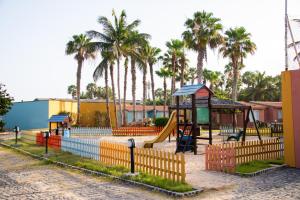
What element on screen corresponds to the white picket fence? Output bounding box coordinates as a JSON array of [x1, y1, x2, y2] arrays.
[[70, 127, 112, 136], [61, 137, 100, 160]]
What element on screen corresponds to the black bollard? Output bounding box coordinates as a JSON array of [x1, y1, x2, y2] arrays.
[[44, 131, 49, 154], [128, 138, 135, 174], [15, 126, 19, 145]]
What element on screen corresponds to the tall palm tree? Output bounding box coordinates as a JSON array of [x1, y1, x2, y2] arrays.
[[183, 11, 223, 84], [219, 27, 256, 101], [165, 39, 184, 102], [123, 31, 150, 123], [136, 42, 151, 121], [93, 50, 114, 127], [156, 68, 172, 117], [66, 34, 96, 125], [147, 46, 161, 120], [88, 9, 141, 126]]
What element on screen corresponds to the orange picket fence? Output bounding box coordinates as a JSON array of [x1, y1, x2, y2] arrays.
[[99, 141, 185, 182], [205, 145, 236, 173], [112, 126, 164, 136], [205, 138, 284, 173], [35, 132, 61, 149]]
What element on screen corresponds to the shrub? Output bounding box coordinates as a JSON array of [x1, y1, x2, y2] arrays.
[[154, 117, 169, 127]]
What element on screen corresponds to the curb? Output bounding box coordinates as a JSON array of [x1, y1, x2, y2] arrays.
[[0, 142, 202, 197], [235, 164, 288, 177]]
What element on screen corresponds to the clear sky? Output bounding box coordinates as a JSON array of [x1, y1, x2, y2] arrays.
[[1, 0, 300, 101]]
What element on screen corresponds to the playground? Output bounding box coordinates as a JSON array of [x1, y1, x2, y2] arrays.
[[3, 75, 299, 194]]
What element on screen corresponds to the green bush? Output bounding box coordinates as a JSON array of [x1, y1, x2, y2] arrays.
[[154, 117, 169, 127]]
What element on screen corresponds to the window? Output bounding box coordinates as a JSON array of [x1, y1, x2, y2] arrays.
[[249, 110, 260, 122]]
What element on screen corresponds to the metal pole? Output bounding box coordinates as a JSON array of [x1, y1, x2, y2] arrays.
[[287, 16, 300, 68], [285, 0, 288, 71], [45, 132, 49, 154]]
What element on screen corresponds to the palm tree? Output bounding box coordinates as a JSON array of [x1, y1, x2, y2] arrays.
[[165, 39, 184, 101], [88, 9, 140, 126], [67, 85, 77, 99], [123, 31, 150, 124], [183, 11, 223, 83], [219, 27, 256, 101], [86, 83, 98, 99], [93, 50, 113, 127], [136, 42, 151, 121], [156, 68, 172, 117], [147, 46, 161, 121], [66, 34, 96, 125], [203, 69, 223, 91], [186, 67, 197, 84]]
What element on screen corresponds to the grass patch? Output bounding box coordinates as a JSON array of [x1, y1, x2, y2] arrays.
[[1, 139, 193, 193], [236, 158, 284, 174]]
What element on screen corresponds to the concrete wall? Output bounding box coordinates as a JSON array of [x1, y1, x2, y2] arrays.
[[3, 100, 49, 130], [80, 102, 117, 128], [282, 70, 300, 168]]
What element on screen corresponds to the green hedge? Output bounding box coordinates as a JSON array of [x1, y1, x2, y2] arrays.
[[154, 117, 169, 127]]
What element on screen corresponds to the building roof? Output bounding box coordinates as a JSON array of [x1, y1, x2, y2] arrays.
[[250, 101, 282, 109], [169, 97, 250, 109], [123, 105, 168, 112], [239, 101, 266, 110], [48, 115, 69, 123], [172, 84, 213, 96]]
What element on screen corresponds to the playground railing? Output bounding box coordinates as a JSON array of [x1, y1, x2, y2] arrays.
[[220, 126, 283, 138], [99, 141, 185, 182], [61, 137, 100, 160], [112, 126, 163, 136], [205, 138, 284, 173], [70, 127, 112, 136]]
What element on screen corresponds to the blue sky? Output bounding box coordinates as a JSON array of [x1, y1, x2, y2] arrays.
[[1, 0, 300, 101]]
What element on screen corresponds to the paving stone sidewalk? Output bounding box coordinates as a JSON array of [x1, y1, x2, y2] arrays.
[[0, 146, 170, 200]]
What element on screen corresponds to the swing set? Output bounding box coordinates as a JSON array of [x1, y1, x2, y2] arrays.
[[170, 84, 262, 155]]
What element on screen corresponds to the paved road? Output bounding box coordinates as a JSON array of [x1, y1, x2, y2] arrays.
[[0, 146, 170, 200]]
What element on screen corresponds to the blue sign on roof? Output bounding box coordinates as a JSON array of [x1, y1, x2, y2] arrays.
[[48, 115, 68, 123], [172, 84, 212, 96]]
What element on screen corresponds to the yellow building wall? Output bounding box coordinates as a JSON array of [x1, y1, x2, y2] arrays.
[[80, 102, 117, 128], [48, 100, 77, 129], [281, 71, 296, 167]]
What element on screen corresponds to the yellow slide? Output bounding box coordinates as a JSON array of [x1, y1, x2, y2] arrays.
[[143, 111, 177, 148]]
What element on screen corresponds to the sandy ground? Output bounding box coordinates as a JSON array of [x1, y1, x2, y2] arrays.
[[73, 133, 271, 190]]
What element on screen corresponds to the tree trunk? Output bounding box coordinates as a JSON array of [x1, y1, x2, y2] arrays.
[[104, 64, 111, 127], [171, 54, 176, 104], [123, 57, 128, 126], [149, 63, 156, 121], [143, 65, 147, 122], [232, 58, 238, 101], [180, 55, 185, 87], [191, 74, 195, 85], [131, 57, 136, 122], [197, 50, 204, 84], [117, 58, 123, 126], [109, 63, 117, 128], [76, 59, 83, 125], [163, 77, 167, 117]]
